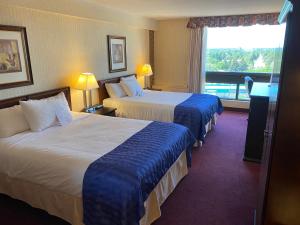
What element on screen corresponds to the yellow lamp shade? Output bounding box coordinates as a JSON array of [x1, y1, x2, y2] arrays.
[[141, 64, 153, 77], [74, 73, 99, 90]]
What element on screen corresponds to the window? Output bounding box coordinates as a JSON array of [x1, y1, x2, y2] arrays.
[[204, 24, 286, 100]]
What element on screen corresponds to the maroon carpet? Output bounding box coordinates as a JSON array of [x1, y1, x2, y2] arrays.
[[0, 111, 260, 225]]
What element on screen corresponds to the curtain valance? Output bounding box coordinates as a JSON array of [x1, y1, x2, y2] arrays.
[[187, 13, 279, 29]]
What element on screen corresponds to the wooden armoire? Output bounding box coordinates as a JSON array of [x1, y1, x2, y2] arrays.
[[256, 1, 300, 225]]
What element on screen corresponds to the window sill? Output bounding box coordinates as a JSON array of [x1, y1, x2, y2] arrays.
[[221, 99, 250, 109]]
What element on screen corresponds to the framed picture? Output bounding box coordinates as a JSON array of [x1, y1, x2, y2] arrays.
[[0, 25, 33, 90], [107, 35, 127, 73]]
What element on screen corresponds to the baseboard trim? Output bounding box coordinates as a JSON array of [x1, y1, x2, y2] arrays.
[[243, 156, 261, 163], [224, 107, 249, 113]]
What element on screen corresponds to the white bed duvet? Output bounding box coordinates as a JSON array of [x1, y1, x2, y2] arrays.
[[0, 113, 150, 197], [103, 90, 192, 122], [0, 112, 188, 225]]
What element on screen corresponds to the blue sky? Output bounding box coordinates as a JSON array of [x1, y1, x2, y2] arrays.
[[207, 24, 286, 49]]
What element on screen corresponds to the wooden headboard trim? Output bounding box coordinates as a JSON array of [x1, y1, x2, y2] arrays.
[[97, 74, 136, 104], [0, 87, 71, 110]]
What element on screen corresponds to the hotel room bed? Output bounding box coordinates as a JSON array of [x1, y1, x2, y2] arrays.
[[103, 89, 223, 142], [0, 88, 195, 225]]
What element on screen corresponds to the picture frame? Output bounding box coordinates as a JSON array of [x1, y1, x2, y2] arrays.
[[0, 25, 33, 90], [107, 35, 127, 73]]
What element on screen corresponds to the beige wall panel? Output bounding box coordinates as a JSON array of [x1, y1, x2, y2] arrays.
[[0, 4, 149, 111], [154, 19, 190, 92]]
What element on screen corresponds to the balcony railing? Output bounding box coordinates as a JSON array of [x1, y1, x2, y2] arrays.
[[205, 71, 272, 100]]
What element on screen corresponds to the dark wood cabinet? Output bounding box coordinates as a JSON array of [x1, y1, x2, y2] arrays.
[[244, 83, 270, 162], [256, 1, 300, 225]]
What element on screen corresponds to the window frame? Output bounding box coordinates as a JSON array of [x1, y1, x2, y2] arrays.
[[205, 71, 274, 100]]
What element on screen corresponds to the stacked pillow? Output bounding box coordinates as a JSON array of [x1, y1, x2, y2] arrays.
[[106, 76, 144, 98], [20, 92, 72, 132], [0, 92, 72, 138], [120, 76, 144, 97], [0, 105, 30, 138], [105, 83, 127, 98]]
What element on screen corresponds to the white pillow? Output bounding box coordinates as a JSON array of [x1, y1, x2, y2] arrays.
[[105, 83, 127, 98], [120, 79, 144, 97], [20, 92, 72, 132], [54, 93, 73, 125], [0, 105, 30, 138]]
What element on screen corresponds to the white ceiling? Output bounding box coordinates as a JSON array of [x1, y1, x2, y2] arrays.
[[90, 0, 283, 20]]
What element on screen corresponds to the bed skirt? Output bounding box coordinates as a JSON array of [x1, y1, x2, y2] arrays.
[[0, 151, 188, 225], [194, 113, 217, 147]]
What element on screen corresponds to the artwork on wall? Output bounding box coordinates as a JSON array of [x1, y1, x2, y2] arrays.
[[107, 35, 127, 73], [0, 25, 33, 90]]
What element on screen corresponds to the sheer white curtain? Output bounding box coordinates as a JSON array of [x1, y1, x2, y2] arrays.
[[188, 27, 208, 93]]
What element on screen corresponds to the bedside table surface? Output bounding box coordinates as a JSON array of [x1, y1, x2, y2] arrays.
[[92, 107, 116, 115]]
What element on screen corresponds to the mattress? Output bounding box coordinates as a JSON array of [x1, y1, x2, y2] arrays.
[[103, 90, 192, 122], [0, 112, 188, 225]]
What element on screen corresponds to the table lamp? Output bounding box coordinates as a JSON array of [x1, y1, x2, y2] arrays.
[[74, 72, 99, 109], [141, 64, 153, 89]]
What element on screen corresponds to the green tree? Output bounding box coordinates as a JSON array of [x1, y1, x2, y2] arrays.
[[206, 48, 283, 73]]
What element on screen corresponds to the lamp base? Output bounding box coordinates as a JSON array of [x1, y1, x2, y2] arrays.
[[89, 89, 93, 108], [83, 90, 88, 109], [145, 76, 152, 89]]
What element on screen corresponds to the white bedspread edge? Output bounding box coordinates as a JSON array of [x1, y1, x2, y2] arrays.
[[0, 150, 188, 225]]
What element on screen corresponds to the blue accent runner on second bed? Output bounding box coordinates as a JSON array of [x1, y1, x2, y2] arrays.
[[174, 94, 223, 141], [83, 121, 195, 225]]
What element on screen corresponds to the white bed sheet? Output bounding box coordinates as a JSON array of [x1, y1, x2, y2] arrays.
[[103, 90, 192, 122]]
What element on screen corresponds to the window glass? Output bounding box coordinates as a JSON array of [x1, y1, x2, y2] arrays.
[[205, 83, 237, 99], [238, 84, 250, 100], [204, 24, 286, 100], [206, 24, 286, 73]]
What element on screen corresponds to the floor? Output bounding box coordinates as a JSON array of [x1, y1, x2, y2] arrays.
[[0, 111, 260, 225], [154, 111, 260, 225]]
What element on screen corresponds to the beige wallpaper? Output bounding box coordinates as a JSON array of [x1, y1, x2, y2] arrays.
[[0, 0, 157, 30], [0, 4, 150, 111], [153, 19, 190, 92], [153, 18, 250, 109]]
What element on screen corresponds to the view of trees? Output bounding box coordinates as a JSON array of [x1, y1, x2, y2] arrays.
[[206, 48, 283, 73]]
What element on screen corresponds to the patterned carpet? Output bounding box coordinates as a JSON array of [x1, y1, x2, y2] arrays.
[[0, 111, 260, 225]]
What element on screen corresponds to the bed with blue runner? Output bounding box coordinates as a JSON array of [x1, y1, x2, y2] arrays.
[[174, 94, 223, 141], [83, 121, 195, 225]]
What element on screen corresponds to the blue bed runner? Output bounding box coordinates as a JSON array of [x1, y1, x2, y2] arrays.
[[83, 121, 195, 225], [174, 94, 223, 141]]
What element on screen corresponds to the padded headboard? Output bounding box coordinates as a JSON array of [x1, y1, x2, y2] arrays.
[[98, 74, 136, 104], [0, 87, 71, 110]]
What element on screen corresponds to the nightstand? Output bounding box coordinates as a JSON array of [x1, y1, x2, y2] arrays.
[[144, 88, 162, 91], [88, 107, 116, 117]]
